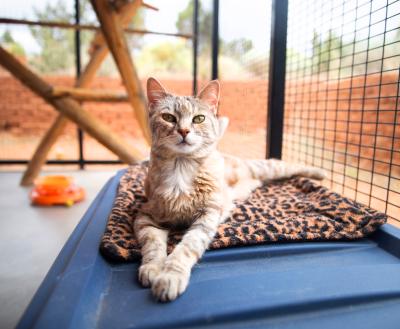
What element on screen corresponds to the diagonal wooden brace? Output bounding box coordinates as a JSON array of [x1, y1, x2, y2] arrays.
[[18, 0, 145, 185], [91, 0, 151, 143], [0, 47, 144, 183]]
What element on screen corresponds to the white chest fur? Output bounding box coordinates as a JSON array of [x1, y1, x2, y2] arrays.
[[156, 158, 198, 198]]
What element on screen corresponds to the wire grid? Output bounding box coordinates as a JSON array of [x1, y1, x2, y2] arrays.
[[282, 0, 400, 226], [217, 0, 270, 159]]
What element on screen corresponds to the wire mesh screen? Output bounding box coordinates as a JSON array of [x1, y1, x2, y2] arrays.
[[217, 0, 270, 158], [0, 0, 81, 164], [282, 0, 400, 226]]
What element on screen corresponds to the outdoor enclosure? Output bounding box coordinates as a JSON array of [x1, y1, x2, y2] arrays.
[[282, 0, 400, 226], [0, 0, 399, 226]]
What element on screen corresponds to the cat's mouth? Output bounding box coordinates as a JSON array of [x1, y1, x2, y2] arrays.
[[177, 140, 192, 146]]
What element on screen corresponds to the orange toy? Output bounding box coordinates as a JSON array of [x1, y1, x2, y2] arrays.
[[31, 175, 85, 206]]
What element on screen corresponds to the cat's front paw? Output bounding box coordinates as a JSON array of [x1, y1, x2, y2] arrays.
[[138, 263, 163, 288], [151, 270, 189, 302]]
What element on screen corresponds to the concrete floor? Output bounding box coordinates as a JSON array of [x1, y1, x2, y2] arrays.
[[0, 170, 116, 329]]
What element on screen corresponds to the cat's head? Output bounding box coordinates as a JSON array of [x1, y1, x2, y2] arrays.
[[146, 77, 228, 157]]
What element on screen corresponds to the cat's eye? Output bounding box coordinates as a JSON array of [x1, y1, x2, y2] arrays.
[[161, 113, 177, 123], [192, 115, 205, 124]]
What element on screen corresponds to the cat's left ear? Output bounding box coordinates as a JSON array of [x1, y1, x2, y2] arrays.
[[147, 77, 167, 109], [197, 80, 220, 115]]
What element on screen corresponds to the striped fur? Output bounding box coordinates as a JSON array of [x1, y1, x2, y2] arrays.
[[135, 78, 325, 302]]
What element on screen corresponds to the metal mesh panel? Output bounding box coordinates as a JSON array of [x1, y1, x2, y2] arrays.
[[283, 0, 400, 226], [0, 0, 80, 164], [217, 0, 270, 158]]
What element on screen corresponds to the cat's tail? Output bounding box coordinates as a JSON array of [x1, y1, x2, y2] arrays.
[[223, 154, 325, 186]]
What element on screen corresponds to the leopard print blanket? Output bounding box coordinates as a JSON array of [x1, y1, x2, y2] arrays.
[[100, 164, 387, 262]]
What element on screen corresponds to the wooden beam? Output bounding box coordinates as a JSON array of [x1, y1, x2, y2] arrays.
[[52, 87, 129, 102], [142, 2, 159, 11], [0, 47, 144, 182], [91, 0, 151, 143], [88, 0, 144, 61], [19, 0, 143, 185], [21, 114, 67, 186], [20, 45, 109, 186], [0, 17, 192, 39], [111, 0, 159, 12]]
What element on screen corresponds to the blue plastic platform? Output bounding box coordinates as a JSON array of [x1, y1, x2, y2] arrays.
[[17, 170, 400, 329]]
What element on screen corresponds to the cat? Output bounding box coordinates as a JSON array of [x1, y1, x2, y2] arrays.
[[134, 77, 325, 302]]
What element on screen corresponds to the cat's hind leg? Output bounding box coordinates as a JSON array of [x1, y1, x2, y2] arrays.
[[134, 214, 169, 288], [229, 179, 262, 201], [247, 159, 326, 181], [224, 154, 325, 187]]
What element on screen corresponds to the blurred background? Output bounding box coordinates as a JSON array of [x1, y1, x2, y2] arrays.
[[0, 0, 269, 165], [0, 1, 399, 327], [1, 0, 398, 225]]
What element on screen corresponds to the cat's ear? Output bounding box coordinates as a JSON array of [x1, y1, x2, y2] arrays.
[[147, 77, 167, 109], [197, 80, 220, 114]]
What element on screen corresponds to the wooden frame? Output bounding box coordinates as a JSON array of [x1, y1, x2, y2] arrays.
[[0, 18, 192, 39], [0, 47, 144, 165], [91, 0, 151, 143], [51, 87, 129, 102], [1, 0, 192, 185], [0, 0, 154, 185]]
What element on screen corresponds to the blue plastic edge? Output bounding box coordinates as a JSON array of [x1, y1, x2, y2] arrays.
[[371, 223, 400, 259], [16, 169, 126, 329], [15, 166, 400, 328]]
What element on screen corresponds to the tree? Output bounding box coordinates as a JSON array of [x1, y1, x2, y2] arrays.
[[221, 38, 253, 60], [1, 30, 25, 57], [137, 40, 191, 78], [176, 0, 212, 54], [29, 0, 92, 73], [29, 0, 145, 75], [311, 30, 343, 73], [176, 1, 253, 60]]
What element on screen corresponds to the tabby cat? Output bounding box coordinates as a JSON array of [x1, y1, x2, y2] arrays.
[[134, 78, 325, 302]]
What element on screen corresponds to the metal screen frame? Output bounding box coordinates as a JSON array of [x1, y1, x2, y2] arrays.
[[281, 0, 400, 225]]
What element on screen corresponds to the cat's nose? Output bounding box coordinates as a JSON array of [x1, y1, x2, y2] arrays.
[[177, 128, 190, 138]]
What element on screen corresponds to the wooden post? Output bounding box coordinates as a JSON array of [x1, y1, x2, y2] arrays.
[[20, 114, 67, 186], [0, 47, 144, 183], [52, 87, 129, 102], [19, 0, 143, 185], [88, 0, 144, 58], [91, 0, 151, 143], [20, 46, 108, 186], [19, 45, 106, 185]]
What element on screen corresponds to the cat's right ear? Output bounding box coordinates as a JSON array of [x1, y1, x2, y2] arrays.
[[147, 77, 167, 109], [197, 80, 220, 115]]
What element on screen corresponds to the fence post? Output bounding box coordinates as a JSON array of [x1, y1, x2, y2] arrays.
[[266, 0, 288, 159], [211, 0, 219, 80], [192, 0, 199, 95], [75, 0, 85, 169]]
